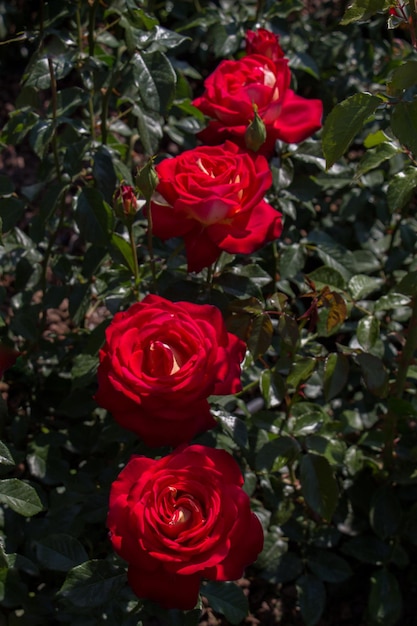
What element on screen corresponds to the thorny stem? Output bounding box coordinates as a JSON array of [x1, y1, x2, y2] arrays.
[[383, 294, 417, 468], [47, 57, 62, 183]]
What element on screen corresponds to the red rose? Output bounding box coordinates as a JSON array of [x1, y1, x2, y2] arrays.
[[193, 54, 323, 156], [107, 444, 264, 609], [246, 28, 285, 62], [151, 140, 282, 272], [94, 294, 246, 447]]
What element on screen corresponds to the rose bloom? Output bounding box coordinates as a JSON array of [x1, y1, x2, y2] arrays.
[[107, 444, 264, 609], [246, 27, 285, 62], [94, 294, 246, 447], [192, 53, 323, 156], [151, 140, 282, 272]]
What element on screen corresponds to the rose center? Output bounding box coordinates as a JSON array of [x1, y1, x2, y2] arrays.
[[163, 487, 205, 538], [145, 341, 184, 376]]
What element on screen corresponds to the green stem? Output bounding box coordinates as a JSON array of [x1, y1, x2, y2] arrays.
[[146, 201, 157, 292], [47, 57, 62, 183], [37, 195, 66, 343], [88, 0, 98, 57], [75, 2, 83, 59], [383, 294, 417, 468], [128, 225, 141, 299]]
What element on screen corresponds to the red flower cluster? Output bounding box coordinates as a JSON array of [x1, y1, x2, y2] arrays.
[[193, 28, 323, 156], [102, 28, 322, 612]]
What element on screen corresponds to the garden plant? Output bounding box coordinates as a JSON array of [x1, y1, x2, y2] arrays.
[[0, 0, 417, 624]]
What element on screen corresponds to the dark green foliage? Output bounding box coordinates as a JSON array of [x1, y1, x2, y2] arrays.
[[1, 0, 417, 624]]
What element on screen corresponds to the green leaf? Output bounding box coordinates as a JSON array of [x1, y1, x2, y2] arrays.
[[340, 0, 388, 25], [256, 436, 301, 472], [370, 486, 401, 540], [290, 403, 328, 436], [305, 435, 346, 466], [203, 582, 249, 625], [75, 188, 114, 246], [348, 274, 383, 299], [307, 266, 346, 290], [387, 168, 417, 211], [279, 244, 306, 279], [388, 60, 417, 92], [24, 54, 75, 89], [356, 143, 399, 177], [0, 197, 26, 232], [307, 549, 352, 583], [256, 525, 287, 571], [0, 479, 43, 517], [342, 535, 391, 564], [110, 233, 136, 275], [356, 353, 388, 397], [260, 369, 285, 408], [357, 316, 380, 351], [93, 146, 117, 204], [0, 442, 15, 467], [296, 573, 326, 626], [35, 534, 89, 572], [58, 560, 126, 608], [0, 175, 14, 196], [132, 50, 176, 114], [322, 93, 382, 168], [324, 353, 349, 401], [374, 293, 411, 311], [396, 271, 417, 296], [300, 454, 339, 520], [368, 569, 403, 626], [287, 357, 316, 389], [391, 101, 417, 157]]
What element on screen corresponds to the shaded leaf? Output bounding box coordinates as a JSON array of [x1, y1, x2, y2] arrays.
[[203, 582, 249, 625], [368, 568, 402, 626], [296, 573, 326, 626], [300, 454, 339, 520], [324, 353, 349, 401], [356, 353, 388, 397], [35, 534, 89, 572], [391, 101, 417, 157], [58, 560, 126, 608]]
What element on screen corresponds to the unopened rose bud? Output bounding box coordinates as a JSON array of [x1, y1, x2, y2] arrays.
[[245, 105, 267, 152], [113, 185, 138, 225], [135, 158, 159, 205]]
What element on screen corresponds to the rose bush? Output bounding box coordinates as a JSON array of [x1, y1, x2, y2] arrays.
[[94, 294, 246, 447], [192, 39, 323, 156], [107, 444, 264, 609], [151, 140, 282, 272]]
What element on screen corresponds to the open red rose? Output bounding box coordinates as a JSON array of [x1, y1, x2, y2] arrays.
[[246, 28, 285, 62], [94, 295, 245, 447], [192, 54, 323, 156], [107, 444, 264, 609], [151, 140, 282, 272]]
